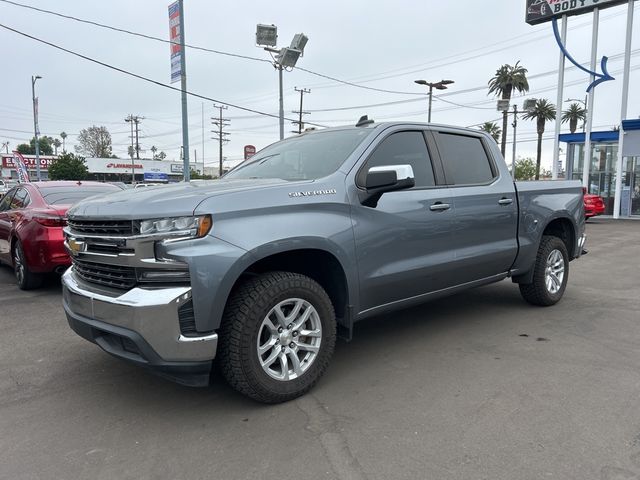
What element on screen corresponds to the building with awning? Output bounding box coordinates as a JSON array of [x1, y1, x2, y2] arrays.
[[560, 119, 640, 218]]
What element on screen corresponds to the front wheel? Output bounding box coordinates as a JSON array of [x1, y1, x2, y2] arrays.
[[519, 235, 569, 306], [218, 271, 336, 403]]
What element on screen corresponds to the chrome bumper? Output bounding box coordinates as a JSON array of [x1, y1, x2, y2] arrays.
[[62, 268, 217, 363]]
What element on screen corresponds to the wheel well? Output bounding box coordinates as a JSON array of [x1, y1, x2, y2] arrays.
[[543, 218, 575, 258], [233, 249, 349, 320]]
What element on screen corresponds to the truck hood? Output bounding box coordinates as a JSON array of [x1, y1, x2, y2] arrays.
[[67, 178, 294, 220]]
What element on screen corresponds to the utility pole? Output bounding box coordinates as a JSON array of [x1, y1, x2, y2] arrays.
[[125, 114, 143, 184], [31, 75, 42, 181], [511, 104, 518, 180], [1, 141, 9, 154], [292, 87, 311, 134], [211, 104, 230, 177]]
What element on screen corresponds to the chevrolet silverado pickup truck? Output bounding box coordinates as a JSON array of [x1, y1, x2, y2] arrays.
[[62, 120, 586, 403]]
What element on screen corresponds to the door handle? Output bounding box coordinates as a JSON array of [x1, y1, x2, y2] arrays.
[[429, 202, 451, 211], [498, 198, 513, 206]]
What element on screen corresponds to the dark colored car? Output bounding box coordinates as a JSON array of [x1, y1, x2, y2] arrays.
[[0, 181, 120, 289], [583, 187, 606, 218]]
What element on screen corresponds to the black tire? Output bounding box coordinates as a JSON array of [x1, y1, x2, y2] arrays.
[[13, 240, 44, 290], [519, 235, 569, 306], [218, 271, 336, 404]]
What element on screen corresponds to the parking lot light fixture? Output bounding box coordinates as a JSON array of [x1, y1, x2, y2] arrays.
[[414, 79, 455, 123], [256, 24, 308, 140]]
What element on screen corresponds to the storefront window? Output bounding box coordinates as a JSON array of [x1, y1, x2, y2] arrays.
[[569, 142, 618, 215]]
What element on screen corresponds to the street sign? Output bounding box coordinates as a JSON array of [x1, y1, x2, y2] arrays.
[[526, 0, 631, 25], [168, 1, 181, 83], [244, 145, 256, 160]]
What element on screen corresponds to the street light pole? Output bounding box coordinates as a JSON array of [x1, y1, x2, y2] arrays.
[[31, 75, 42, 181], [278, 64, 284, 140], [414, 79, 454, 123]]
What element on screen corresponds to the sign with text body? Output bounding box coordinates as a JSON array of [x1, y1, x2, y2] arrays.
[[244, 145, 256, 160], [168, 1, 181, 83], [526, 0, 631, 25]]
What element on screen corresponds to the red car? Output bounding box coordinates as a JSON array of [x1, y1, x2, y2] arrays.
[[583, 187, 606, 219], [0, 181, 120, 289]]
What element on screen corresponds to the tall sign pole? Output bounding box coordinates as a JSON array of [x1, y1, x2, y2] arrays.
[[582, 7, 600, 192], [169, 1, 189, 181], [552, 15, 567, 180], [613, 0, 635, 218]]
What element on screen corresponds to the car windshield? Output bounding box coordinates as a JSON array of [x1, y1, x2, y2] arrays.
[[38, 185, 120, 205], [224, 129, 370, 181]]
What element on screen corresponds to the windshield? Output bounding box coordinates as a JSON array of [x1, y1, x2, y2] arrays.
[[38, 185, 120, 206], [225, 129, 370, 181]]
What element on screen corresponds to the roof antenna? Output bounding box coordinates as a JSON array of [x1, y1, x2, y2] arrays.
[[356, 115, 374, 127]]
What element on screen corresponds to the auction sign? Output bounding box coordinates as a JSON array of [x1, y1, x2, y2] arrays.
[[168, 1, 181, 83], [526, 0, 630, 25]]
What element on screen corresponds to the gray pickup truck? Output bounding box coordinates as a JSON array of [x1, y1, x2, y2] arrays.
[[62, 120, 585, 403]]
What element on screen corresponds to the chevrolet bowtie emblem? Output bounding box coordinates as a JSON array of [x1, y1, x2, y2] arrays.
[[67, 238, 84, 254]]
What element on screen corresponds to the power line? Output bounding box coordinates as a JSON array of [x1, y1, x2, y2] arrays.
[[0, 23, 328, 129]]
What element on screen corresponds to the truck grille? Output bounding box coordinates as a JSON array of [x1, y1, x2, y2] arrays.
[[73, 259, 137, 290], [68, 219, 134, 236]]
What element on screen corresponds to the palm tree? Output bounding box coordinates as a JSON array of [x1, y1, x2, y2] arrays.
[[488, 61, 530, 157], [522, 98, 556, 180], [53, 138, 61, 155], [561, 102, 586, 134], [150, 145, 158, 159], [478, 122, 501, 143], [60, 131, 67, 153]]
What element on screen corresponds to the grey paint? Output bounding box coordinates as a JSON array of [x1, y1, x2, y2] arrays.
[[63, 122, 585, 364]]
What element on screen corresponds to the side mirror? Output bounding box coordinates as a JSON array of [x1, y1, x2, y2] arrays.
[[361, 164, 415, 207]]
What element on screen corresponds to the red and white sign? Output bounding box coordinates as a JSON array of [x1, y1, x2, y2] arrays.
[[106, 162, 144, 170], [2, 155, 55, 170], [244, 145, 256, 160]]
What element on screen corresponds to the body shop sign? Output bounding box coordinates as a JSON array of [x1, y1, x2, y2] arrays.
[[526, 0, 630, 25]]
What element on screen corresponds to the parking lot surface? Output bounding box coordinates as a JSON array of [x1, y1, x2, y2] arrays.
[[1, 218, 639, 480]]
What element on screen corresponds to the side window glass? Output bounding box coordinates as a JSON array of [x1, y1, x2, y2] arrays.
[[0, 190, 15, 212], [358, 131, 435, 188], [11, 188, 28, 209], [437, 133, 495, 185]]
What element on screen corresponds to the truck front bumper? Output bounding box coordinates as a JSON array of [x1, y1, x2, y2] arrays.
[[62, 268, 217, 386]]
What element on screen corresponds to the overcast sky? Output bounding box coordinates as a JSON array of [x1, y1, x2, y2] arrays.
[[1, 0, 638, 171]]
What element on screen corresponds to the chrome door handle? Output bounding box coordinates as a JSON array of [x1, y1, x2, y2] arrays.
[[498, 198, 513, 205], [429, 202, 451, 211]]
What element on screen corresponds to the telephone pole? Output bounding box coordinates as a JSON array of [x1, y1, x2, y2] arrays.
[[292, 87, 311, 134], [211, 104, 230, 177], [125, 115, 144, 159]]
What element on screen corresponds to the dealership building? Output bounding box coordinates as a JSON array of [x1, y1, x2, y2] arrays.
[[560, 119, 640, 217], [1, 155, 188, 183]]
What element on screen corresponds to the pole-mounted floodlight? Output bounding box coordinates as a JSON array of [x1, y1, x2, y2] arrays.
[[256, 24, 278, 47], [256, 24, 309, 141], [523, 98, 537, 111], [290, 33, 308, 56], [277, 48, 302, 69]]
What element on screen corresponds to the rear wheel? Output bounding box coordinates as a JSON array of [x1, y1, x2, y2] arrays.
[[13, 241, 44, 290], [519, 235, 568, 306], [218, 271, 336, 403]]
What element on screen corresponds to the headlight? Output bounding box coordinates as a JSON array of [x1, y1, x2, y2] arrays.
[[138, 215, 212, 238]]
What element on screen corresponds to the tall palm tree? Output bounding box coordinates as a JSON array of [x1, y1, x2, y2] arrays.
[[478, 122, 501, 143], [561, 102, 586, 134], [53, 138, 61, 155], [60, 131, 67, 153], [522, 98, 556, 180], [150, 145, 158, 159], [488, 61, 530, 157]]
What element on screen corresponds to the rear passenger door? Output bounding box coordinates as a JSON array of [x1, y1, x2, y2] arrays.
[[0, 189, 16, 259], [431, 130, 518, 284], [351, 129, 456, 314]]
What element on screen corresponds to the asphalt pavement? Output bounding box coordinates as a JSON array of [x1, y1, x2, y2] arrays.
[[1, 218, 639, 480]]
